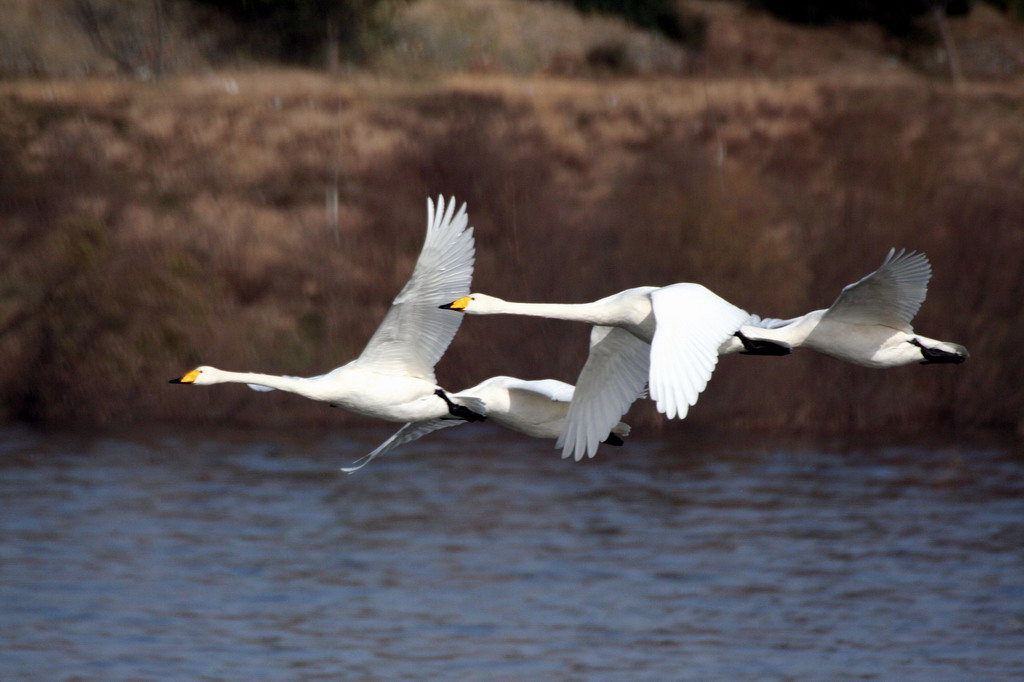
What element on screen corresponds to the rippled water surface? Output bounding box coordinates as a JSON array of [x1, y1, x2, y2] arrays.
[[2, 426, 1022, 680]]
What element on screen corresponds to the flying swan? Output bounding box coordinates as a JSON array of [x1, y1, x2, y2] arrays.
[[440, 283, 772, 461], [440, 248, 966, 461], [170, 196, 486, 428], [727, 248, 968, 367], [341, 375, 631, 473]]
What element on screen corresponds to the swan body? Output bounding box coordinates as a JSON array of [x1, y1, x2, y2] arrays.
[[342, 376, 631, 472], [442, 283, 756, 460], [170, 195, 486, 425], [453, 376, 630, 441], [733, 249, 968, 368]]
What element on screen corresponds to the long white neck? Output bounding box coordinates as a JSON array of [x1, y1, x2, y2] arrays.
[[472, 298, 621, 327], [205, 369, 317, 398]]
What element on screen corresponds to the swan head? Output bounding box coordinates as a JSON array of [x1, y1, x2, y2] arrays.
[[169, 365, 219, 385], [438, 293, 502, 313]]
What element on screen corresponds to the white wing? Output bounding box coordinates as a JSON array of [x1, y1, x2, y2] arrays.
[[823, 248, 931, 331], [341, 418, 463, 473], [558, 326, 650, 461], [355, 196, 475, 380], [648, 283, 750, 420]]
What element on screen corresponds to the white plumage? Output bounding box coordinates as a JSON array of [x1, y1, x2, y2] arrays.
[[441, 283, 753, 461], [170, 196, 486, 427], [732, 249, 968, 368], [342, 376, 631, 473]]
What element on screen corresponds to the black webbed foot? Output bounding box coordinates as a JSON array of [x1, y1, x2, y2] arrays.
[[911, 338, 967, 365], [602, 433, 625, 447], [734, 331, 791, 356], [434, 389, 487, 422]]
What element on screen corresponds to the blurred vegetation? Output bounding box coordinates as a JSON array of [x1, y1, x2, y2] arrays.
[[2, 0, 1022, 80], [1, 74, 1020, 435], [0, 0, 1021, 437], [548, 0, 707, 47], [745, 0, 966, 35], [189, 0, 408, 65], [988, 0, 1024, 18]]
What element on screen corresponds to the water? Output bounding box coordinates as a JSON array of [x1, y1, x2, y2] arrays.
[[2, 425, 1022, 681]]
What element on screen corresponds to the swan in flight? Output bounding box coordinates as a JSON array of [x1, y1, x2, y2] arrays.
[[728, 248, 969, 367], [341, 376, 631, 473], [170, 195, 486, 426], [441, 283, 771, 460], [441, 248, 965, 462]]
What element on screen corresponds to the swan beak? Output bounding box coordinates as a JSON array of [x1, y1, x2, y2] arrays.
[[439, 296, 471, 311], [169, 369, 200, 384]]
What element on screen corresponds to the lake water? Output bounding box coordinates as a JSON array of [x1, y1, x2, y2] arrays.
[[2, 425, 1022, 681]]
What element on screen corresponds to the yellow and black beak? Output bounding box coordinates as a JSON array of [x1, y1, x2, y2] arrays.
[[169, 369, 201, 384], [439, 296, 472, 311]]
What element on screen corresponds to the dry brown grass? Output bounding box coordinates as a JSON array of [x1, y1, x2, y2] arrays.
[[0, 0, 238, 79], [1, 67, 1022, 437], [372, 0, 692, 77]]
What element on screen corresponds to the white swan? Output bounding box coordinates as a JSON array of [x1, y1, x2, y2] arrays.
[[170, 195, 486, 426], [341, 376, 631, 473], [728, 248, 969, 367], [441, 283, 765, 460]]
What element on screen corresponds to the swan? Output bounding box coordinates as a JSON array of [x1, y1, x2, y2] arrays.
[[727, 248, 969, 367], [440, 283, 771, 460], [170, 195, 486, 426], [341, 376, 631, 472]]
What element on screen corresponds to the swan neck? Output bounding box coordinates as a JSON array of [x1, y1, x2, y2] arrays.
[[212, 370, 309, 394], [484, 300, 610, 325]]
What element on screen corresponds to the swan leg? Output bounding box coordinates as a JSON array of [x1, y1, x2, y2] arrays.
[[602, 433, 625, 447], [434, 389, 487, 422], [910, 338, 967, 365], [734, 331, 792, 356]]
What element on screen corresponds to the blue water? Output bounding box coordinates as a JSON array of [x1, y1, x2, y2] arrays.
[[1, 426, 1022, 680]]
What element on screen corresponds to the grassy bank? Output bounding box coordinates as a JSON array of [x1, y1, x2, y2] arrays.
[[1, 72, 1021, 435]]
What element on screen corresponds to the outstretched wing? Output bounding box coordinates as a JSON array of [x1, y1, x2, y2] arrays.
[[356, 196, 475, 380], [648, 283, 750, 420], [341, 418, 464, 473], [558, 326, 650, 461], [823, 248, 931, 331]]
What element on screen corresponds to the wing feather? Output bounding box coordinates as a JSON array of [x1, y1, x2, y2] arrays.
[[648, 284, 750, 420], [557, 326, 649, 461], [341, 418, 463, 473], [823, 248, 931, 331], [355, 196, 475, 379]]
